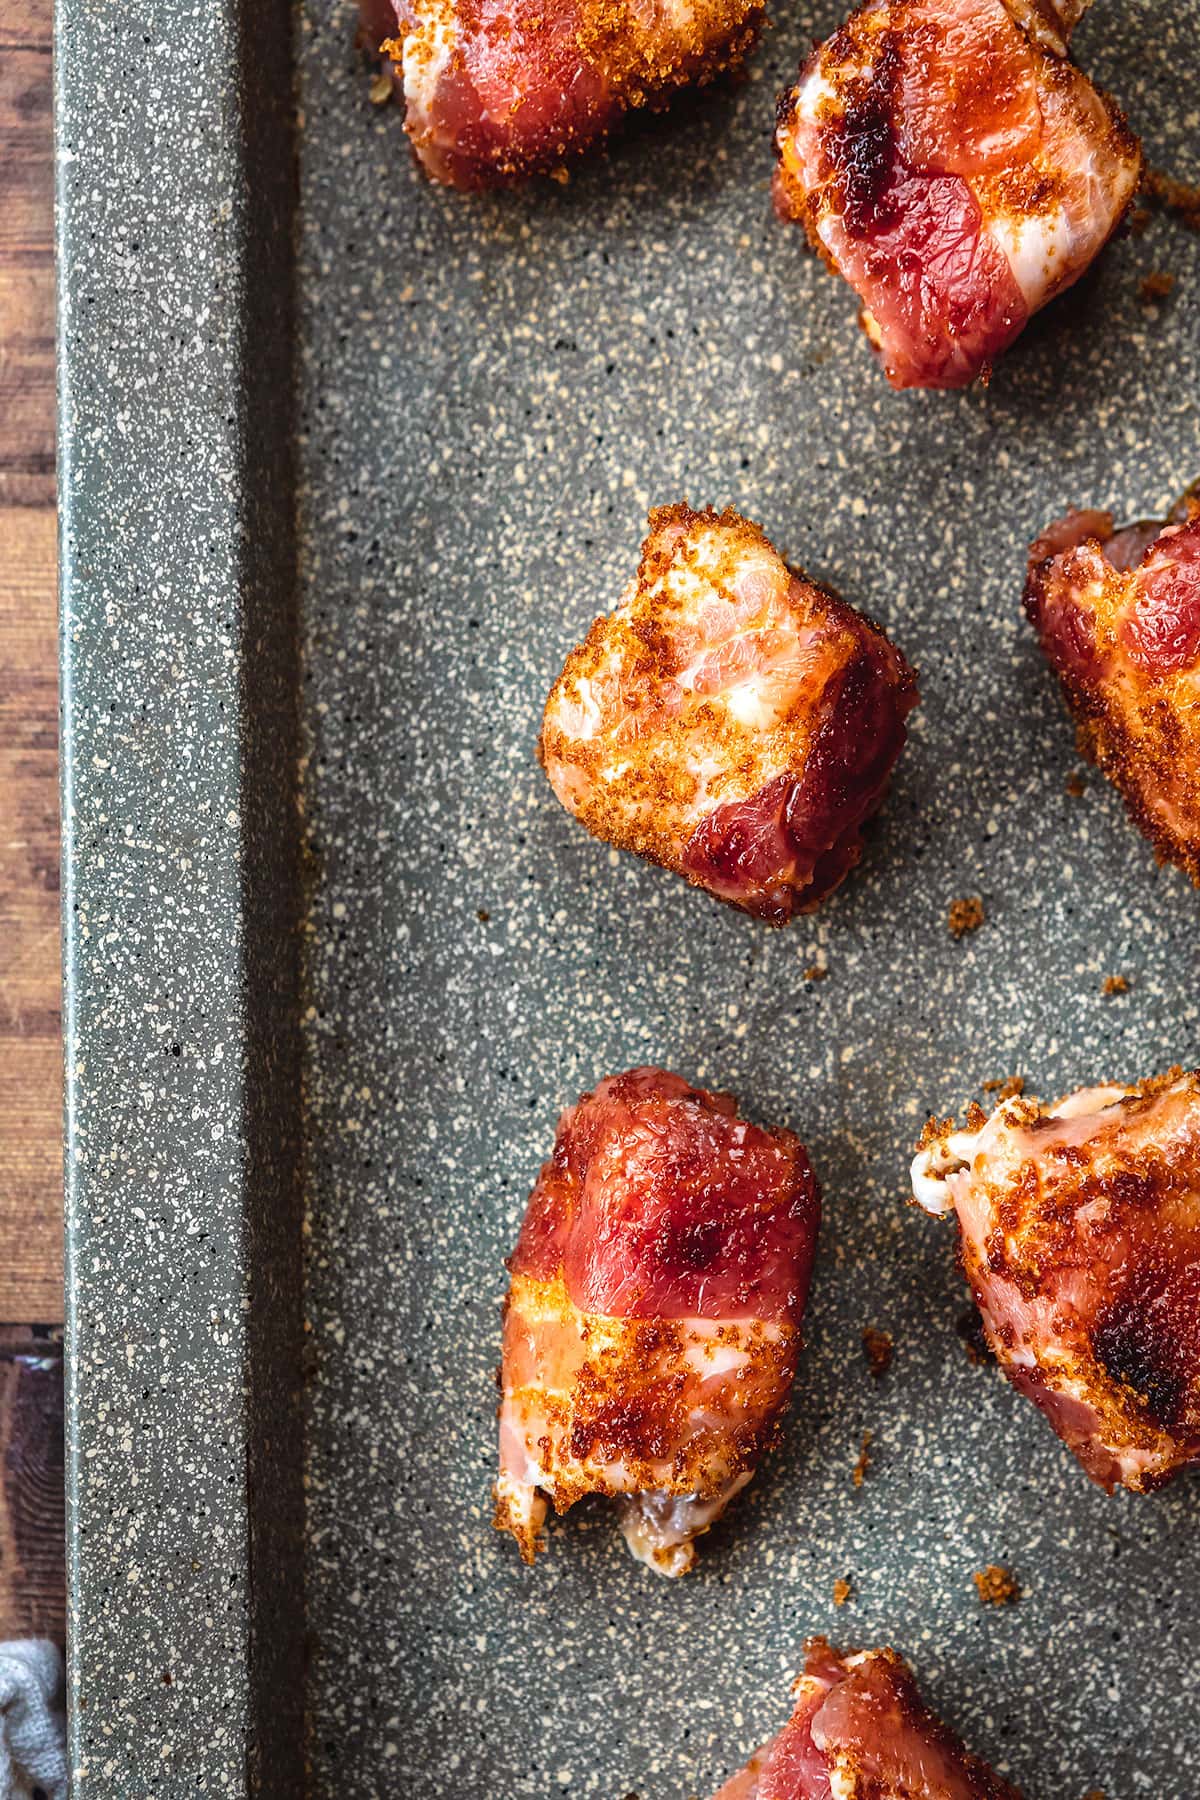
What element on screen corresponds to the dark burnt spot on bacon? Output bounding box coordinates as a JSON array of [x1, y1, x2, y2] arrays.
[[825, 33, 903, 235], [1091, 1284, 1189, 1430]]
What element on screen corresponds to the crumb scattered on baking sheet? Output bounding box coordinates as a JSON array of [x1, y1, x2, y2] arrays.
[[1145, 166, 1200, 231], [948, 895, 984, 938], [804, 963, 827, 982], [833, 1577, 853, 1607], [862, 1326, 893, 1378], [1081, 1790, 1106, 1799], [956, 1308, 993, 1367], [852, 1430, 872, 1488], [973, 1564, 1019, 1605], [982, 1075, 1024, 1100], [1129, 205, 1151, 236], [368, 70, 394, 104], [476, 907, 491, 922], [1065, 770, 1086, 797], [1102, 974, 1129, 996], [1139, 270, 1176, 304]]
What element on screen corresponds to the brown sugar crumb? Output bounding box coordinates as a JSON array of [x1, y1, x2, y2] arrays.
[[476, 907, 491, 923], [833, 1577, 853, 1607], [1102, 974, 1130, 996], [852, 1430, 872, 1488], [982, 1075, 1024, 1101], [1081, 1791, 1107, 1799], [1065, 770, 1087, 797], [948, 895, 984, 938], [1139, 270, 1176, 304], [973, 1564, 1020, 1606], [862, 1327, 893, 1378], [803, 963, 828, 981], [1145, 167, 1200, 232]]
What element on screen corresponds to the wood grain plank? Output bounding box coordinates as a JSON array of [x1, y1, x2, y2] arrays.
[[0, 1333, 64, 1644], [0, 0, 62, 1321]]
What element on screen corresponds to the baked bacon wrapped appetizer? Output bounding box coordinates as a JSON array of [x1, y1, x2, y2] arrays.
[[773, 0, 1142, 389], [540, 505, 918, 923], [494, 1067, 821, 1574], [360, 0, 760, 189], [712, 1638, 1022, 1800], [912, 1069, 1200, 1492], [1024, 489, 1200, 883]]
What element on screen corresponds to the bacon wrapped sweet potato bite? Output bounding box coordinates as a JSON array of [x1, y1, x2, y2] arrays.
[[360, 0, 761, 189], [773, 0, 1141, 389], [712, 1639, 1022, 1800], [494, 1067, 821, 1574], [540, 505, 918, 924], [1025, 488, 1200, 883], [912, 1069, 1200, 1493]]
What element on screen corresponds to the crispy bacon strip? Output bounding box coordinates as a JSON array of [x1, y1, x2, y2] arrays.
[[495, 1067, 821, 1573], [712, 1639, 1023, 1799], [773, 0, 1141, 388], [540, 504, 917, 923], [1024, 486, 1200, 882], [360, 0, 760, 188], [912, 1071, 1200, 1492]]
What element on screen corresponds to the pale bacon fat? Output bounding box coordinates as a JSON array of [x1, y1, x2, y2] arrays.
[[912, 1070, 1200, 1491], [773, 0, 1141, 389], [540, 505, 917, 923]]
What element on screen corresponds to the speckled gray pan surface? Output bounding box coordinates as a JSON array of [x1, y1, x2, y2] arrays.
[[61, 0, 1199, 1794]]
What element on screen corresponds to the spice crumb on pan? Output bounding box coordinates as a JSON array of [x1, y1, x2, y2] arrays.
[[1138, 270, 1176, 303], [852, 1430, 872, 1488], [1145, 166, 1200, 230], [833, 1577, 853, 1607], [804, 963, 828, 981], [476, 907, 491, 922], [368, 70, 394, 105], [1102, 974, 1130, 996], [982, 1074, 1024, 1099], [973, 1564, 1020, 1605], [862, 1326, 893, 1377], [948, 895, 985, 938], [1065, 770, 1087, 797]]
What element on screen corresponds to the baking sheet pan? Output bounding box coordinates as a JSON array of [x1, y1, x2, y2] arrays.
[[61, 0, 1200, 1792]]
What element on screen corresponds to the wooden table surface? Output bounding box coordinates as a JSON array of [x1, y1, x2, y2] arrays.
[[0, 0, 66, 1643]]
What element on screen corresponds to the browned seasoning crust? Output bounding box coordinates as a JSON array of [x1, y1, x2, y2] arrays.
[[862, 1325, 894, 1377], [1101, 973, 1129, 996], [948, 894, 985, 937], [832, 1576, 853, 1605], [851, 1429, 872, 1487], [495, 1271, 797, 1562], [973, 1563, 1020, 1605]]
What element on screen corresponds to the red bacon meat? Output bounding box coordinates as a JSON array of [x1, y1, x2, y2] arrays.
[[539, 505, 918, 924], [912, 1070, 1200, 1492], [712, 1639, 1022, 1799], [1025, 487, 1200, 882], [494, 1067, 821, 1574], [360, 0, 761, 189], [773, 0, 1141, 389]]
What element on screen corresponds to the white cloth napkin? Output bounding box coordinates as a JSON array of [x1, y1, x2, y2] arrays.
[[0, 1642, 66, 1800]]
